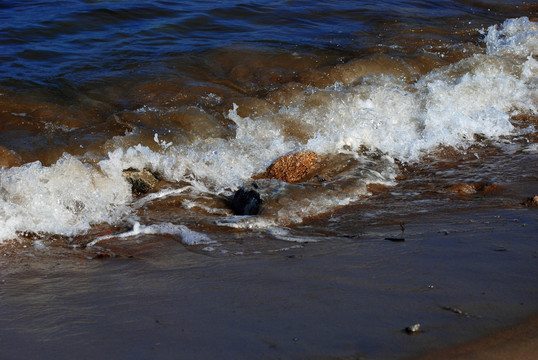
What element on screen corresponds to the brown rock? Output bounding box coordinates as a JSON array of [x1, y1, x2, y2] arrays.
[[476, 183, 502, 195], [446, 183, 476, 195], [160, 108, 232, 140], [122, 168, 160, 195], [263, 151, 320, 183], [446, 182, 502, 196], [0, 146, 23, 169]]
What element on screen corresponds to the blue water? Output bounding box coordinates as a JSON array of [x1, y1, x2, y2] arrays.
[[1, 0, 531, 86]]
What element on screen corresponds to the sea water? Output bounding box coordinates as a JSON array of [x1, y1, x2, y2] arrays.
[[0, 1, 536, 251]]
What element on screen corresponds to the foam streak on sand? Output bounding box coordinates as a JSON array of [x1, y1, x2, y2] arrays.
[[87, 221, 215, 247]]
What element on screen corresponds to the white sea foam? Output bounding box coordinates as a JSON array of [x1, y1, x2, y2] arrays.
[[0, 154, 131, 242], [485, 17, 538, 57], [132, 186, 191, 209], [215, 216, 278, 230], [301, 53, 534, 162], [0, 18, 536, 242], [523, 143, 538, 153]]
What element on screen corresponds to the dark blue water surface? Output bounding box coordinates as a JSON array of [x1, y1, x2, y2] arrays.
[[1, 0, 533, 87]]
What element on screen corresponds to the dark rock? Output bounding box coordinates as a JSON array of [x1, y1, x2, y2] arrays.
[[122, 168, 160, 195], [523, 195, 538, 207], [385, 237, 405, 242], [231, 183, 264, 215], [231, 179, 284, 215], [404, 324, 421, 335]]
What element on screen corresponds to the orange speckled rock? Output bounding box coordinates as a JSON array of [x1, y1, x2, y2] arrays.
[[446, 183, 476, 194], [264, 151, 319, 183]]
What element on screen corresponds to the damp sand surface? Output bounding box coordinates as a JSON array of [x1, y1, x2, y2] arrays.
[[1, 181, 536, 360], [414, 315, 538, 360]]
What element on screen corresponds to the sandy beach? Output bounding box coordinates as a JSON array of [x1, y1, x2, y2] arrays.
[[413, 314, 538, 360]]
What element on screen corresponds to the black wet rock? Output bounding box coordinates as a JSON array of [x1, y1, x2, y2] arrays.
[[230, 179, 287, 215], [231, 183, 264, 215]]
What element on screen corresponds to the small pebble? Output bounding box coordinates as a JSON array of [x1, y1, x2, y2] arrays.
[[404, 323, 421, 334]]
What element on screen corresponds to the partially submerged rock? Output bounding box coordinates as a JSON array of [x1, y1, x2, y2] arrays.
[[446, 182, 501, 196], [0, 146, 23, 169], [231, 150, 325, 215], [262, 150, 320, 183], [231, 183, 264, 215], [231, 179, 284, 215], [122, 168, 160, 195], [523, 195, 538, 207], [446, 183, 476, 195]]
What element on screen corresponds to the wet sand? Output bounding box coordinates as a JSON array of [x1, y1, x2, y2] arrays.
[[1, 189, 536, 359], [413, 314, 538, 360]]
